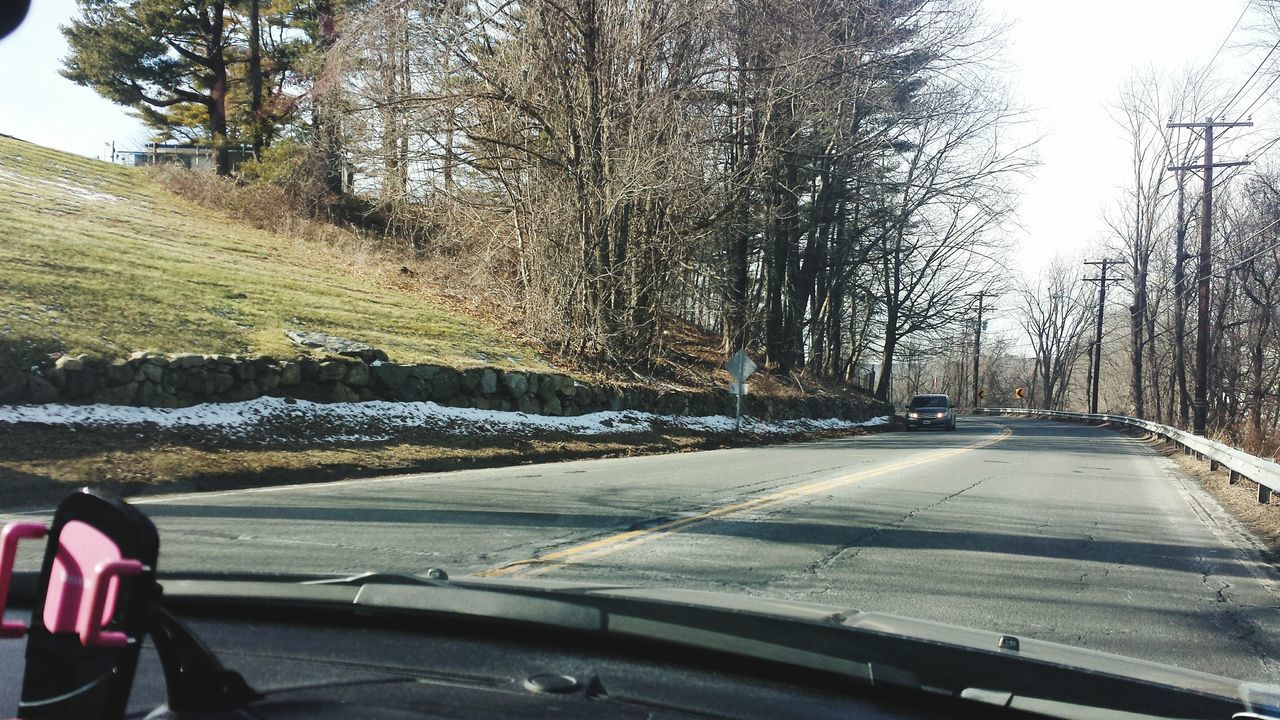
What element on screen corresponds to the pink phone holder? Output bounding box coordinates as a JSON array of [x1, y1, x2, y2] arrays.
[[0, 519, 146, 648]]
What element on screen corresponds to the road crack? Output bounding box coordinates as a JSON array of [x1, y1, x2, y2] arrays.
[[804, 476, 990, 578], [496, 462, 882, 568]]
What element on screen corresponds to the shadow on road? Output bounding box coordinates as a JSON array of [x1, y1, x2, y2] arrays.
[[792, 417, 1153, 457], [142, 498, 1259, 579]]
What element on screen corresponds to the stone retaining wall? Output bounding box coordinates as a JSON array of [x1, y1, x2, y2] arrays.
[[0, 351, 891, 421]]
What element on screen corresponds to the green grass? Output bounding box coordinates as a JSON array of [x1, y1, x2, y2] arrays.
[[0, 136, 546, 370]]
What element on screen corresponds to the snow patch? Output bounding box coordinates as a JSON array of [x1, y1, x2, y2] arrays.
[[1, 172, 123, 203], [0, 396, 889, 444]]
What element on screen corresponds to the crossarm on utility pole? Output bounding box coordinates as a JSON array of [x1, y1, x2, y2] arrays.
[[1083, 259, 1123, 415], [1167, 160, 1252, 171], [1165, 117, 1254, 435], [1166, 121, 1253, 129]]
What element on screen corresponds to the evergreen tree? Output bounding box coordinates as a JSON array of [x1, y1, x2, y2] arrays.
[[62, 0, 236, 174]]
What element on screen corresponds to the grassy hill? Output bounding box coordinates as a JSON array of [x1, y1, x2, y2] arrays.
[[0, 135, 545, 371]]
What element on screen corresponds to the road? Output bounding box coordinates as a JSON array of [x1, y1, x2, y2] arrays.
[[7, 416, 1280, 683]]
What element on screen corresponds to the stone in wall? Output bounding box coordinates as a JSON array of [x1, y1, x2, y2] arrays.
[[2, 349, 893, 422]]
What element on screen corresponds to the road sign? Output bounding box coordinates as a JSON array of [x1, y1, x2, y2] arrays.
[[1014, 387, 1026, 399], [725, 350, 757, 382], [977, 389, 986, 400], [725, 350, 756, 433]]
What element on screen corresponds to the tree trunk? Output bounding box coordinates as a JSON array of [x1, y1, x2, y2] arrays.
[[209, 68, 230, 175], [724, 112, 750, 353], [248, 0, 263, 158], [1252, 333, 1265, 439], [1173, 173, 1190, 427], [875, 241, 899, 402], [1147, 292, 1161, 422], [876, 320, 896, 402], [1129, 270, 1147, 418], [313, 0, 343, 195], [208, 1, 230, 175], [765, 158, 787, 366]]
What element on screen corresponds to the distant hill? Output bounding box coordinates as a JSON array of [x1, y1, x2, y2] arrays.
[[0, 135, 547, 371]]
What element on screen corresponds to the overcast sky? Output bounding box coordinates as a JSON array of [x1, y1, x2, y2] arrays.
[[983, 0, 1266, 271], [0, 0, 1270, 289]]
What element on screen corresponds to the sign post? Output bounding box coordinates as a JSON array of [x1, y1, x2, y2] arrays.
[[724, 349, 757, 432]]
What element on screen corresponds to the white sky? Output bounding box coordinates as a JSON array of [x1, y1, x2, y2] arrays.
[[0, 0, 152, 159], [0, 0, 1270, 319], [984, 0, 1265, 272]]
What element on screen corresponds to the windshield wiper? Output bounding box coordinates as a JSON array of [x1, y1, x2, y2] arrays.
[[302, 570, 452, 587]]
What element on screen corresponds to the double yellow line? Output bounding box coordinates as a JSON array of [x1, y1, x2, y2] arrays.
[[477, 424, 1013, 579]]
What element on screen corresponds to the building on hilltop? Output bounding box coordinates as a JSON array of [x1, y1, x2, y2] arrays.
[[117, 143, 252, 173]]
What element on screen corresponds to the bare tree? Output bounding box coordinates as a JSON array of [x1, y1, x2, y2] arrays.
[[873, 68, 1033, 400], [324, 0, 1032, 387], [1103, 68, 1209, 419], [1017, 256, 1094, 410]]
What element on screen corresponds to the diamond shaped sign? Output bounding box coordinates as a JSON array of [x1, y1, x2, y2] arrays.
[[725, 350, 757, 382]]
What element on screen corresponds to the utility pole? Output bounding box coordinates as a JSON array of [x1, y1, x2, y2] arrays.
[[970, 292, 995, 408], [1084, 259, 1122, 414], [1168, 117, 1253, 435]]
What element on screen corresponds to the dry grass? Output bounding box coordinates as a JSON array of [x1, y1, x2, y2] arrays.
[[1166, 445, 1280, 559], [0, 133, 879, 403], [573, 316, 873, 397], [0, 135, 546, 371], [0, 421, 881, 511]]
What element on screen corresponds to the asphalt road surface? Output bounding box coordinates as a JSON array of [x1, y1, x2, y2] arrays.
[[7, 416, 1280, 683]]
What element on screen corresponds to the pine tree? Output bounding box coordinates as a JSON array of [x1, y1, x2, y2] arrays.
[[62, 0, 236, 175]]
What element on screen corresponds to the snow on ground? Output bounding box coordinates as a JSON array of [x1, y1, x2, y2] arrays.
[[0, 171, 123, 204], [0, 396, 889, 444]]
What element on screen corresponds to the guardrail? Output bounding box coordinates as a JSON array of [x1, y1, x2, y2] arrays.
[[974, 407, 1280, 504]]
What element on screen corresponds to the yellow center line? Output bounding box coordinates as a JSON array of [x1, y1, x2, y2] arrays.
[[476, 424, 1013, 578]]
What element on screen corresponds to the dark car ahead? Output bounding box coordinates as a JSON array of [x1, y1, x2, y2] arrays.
[[905, 393, 956, 430]]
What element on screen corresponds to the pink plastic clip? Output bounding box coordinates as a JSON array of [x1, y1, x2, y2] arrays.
[[77, 559, 144, 648], [0, 523, 48, 638], [45, 520, 130, 637]]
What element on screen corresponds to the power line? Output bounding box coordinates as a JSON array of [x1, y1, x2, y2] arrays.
[[1228, 233, 1280, 270], [1154, 214, 1280, 309], [1223, 35, 1279, 119], [1233, 65, 1280, 124], [1208, 1, 1254, 73], [1212, 134, 1280, 190], [1113, 212, 1280, 325], [1240, 129, 1280, 158]]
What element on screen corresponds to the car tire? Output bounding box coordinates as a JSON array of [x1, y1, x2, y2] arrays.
[[947, 421, 956, 431]]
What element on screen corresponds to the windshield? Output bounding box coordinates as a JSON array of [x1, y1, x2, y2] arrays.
[[3, 0, 1280, 695], [910, 396, 949, 409]]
